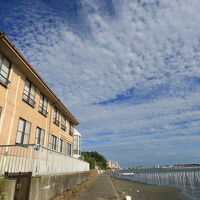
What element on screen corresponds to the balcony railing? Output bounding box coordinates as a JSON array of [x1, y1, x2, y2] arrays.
[[0, 144, 89, 175], [38, 106, 48, 117], [0, 73, 10, 88], [22, 93, 36, 107], [61, 123, 66, 131], [53, 118, 60, 126]]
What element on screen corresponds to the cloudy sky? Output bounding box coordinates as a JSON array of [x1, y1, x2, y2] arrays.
[[1, 0, 200, 167]]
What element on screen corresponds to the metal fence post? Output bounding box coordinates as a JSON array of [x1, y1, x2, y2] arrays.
[[36, 145, 41, 175], [29, 146, 33, 172]]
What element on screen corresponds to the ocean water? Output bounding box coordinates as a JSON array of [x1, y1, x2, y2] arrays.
[[112, 168, 200, 200]]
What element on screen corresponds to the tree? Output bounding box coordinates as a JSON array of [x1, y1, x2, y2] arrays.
[[81, 151, 107, 170]]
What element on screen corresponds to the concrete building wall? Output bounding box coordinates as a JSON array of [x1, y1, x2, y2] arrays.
[[0, 32, 77, 153]]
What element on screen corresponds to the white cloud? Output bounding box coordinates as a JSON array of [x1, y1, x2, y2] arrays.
[[2, 0, 200, 166]]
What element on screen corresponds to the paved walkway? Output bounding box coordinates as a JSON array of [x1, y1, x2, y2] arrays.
[[75, 173, 120, 200]]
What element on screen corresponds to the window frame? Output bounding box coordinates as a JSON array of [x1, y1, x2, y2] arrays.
[[22, 79, 36, 107], [38, 93, 48, 117], [0, 52, 11, 88], [69, 122, 73, 136], [61, 114, 66, 131], [60, 139, 64, 153], [73, 135, 78, 151], [53, 107, 60, 126], [49, 134, 58, 150], [35, 127, 45, 146], [66, 143, 72, 156], [16, 118, 31, 145]]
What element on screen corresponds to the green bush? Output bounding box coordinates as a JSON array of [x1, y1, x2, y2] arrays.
[[81, 151, 107, 170]]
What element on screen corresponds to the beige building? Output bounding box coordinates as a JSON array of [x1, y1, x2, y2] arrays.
[[107, 160, 119, 169], [0, 30, 78, 155]]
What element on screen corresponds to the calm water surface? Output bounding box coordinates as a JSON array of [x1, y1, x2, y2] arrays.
[[113, 168, 200, 200]]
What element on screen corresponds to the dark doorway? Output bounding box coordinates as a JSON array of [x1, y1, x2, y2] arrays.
[[5, 172, 32, 200]]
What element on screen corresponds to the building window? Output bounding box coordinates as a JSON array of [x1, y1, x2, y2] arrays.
[[66, 143, 72, 156], [22, 79, 36, 107], [74, 135, 81, 155], [49, 134, 58, 150], [69, 122, 73, 136], [61, 115, 66, 131], [53, 107, 60, 126], [74, 135, 78, 150], [38, 93, 48, 117], [0, 52, 11, 87], [60, 139, 64, 153], [16, 118, 31, 144], [35, 127, 45, 146]]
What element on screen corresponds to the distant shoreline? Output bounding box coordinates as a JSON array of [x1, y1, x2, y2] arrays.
[[110, 175, 190, 200], [118, 166, 200, 170]]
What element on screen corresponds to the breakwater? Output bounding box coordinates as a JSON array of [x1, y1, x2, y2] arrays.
[[113, 167, 200, 200]]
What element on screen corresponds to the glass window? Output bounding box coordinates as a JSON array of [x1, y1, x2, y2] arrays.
[[35, 127, 45, 146], [22, 79, 36, 107], [38, 93, 48, 117], [61, 115, 66, 130], [74, 135, 78, 150], [53, 107, 60, 126], [0, 52, 11, 87], [69, 122, 73, 136], [78, 136, 81, 155], [66, 143, 72, 156], [60, 139, 64, 153], [49, 134, 58, 150], [16, 118, 31, 144]]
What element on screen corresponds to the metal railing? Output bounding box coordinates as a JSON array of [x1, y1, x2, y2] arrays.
[[0, 144, 89, 176]]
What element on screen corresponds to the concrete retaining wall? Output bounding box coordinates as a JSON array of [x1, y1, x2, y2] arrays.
[[29, 171, 92, 200], [4, 179, 16, 200]]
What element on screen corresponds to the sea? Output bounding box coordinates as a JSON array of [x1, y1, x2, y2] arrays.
[[112, 167, 200, 200]]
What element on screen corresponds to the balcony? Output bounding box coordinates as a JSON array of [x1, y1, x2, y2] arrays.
[[22, 93, 36, 107], [61, 123, 66, 131], [53, 118, 60, 126], [38, 106, 48, 117], [0, 73, 10, 88]]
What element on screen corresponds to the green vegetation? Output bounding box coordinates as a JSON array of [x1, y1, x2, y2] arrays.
[[0, 177, 6, 200], [81, 151, 107, 170]]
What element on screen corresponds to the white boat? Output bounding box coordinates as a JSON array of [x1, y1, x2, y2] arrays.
[[120, 172, 134, 176]]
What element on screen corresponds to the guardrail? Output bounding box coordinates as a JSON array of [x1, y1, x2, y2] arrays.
[[0, 144, 89, 176]]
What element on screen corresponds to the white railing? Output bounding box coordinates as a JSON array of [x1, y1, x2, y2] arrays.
[[0, 144, 89, 176]]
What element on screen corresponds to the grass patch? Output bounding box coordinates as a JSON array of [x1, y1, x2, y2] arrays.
[[0, 177, 6, 200]]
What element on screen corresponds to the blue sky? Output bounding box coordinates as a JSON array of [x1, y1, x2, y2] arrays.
[[1, 0, 200, 167]]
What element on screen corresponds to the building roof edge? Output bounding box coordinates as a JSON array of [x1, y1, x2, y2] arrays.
[[0, 30, 79, 125]]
